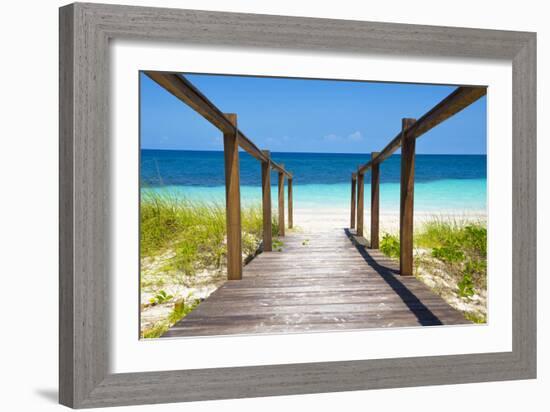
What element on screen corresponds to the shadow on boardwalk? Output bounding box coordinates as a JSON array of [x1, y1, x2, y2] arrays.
[[344, 228, 442, 326], [162, 228, 468, 338]]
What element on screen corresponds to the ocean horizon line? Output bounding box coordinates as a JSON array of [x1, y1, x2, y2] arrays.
[[141, 148, 488, 156]]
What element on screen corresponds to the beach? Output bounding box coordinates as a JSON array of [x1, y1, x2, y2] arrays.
[[291, 207, 486, 233], [139, 150, 488, 336]]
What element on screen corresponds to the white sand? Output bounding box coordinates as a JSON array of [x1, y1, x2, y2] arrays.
[[141, 207, 487, 334], [292, 207, 486, 234]]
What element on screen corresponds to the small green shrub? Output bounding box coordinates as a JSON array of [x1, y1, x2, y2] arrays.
[[169, 296, 201, 324], [149, 290, 173, 305], [142, 294, 202, 339], [272, 239, 284, 249], [457, 273, 475, 297], [416, 220, 487, 301], [380, 234, 400, 258], [462, 225, 487, 257], [431, 244, 464, 263], [142, 322, 169, 339], [464, 311, 487, 324]]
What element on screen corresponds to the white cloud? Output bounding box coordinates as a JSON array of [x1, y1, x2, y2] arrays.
[[323, 133, 341, 142], [347, 131, 363, 142]]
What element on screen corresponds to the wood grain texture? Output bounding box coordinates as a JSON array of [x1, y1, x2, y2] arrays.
[[512, 33, 537, 376], [144, 72, 291, 176], [278, 168, 285, 237], [399, 119, 416, 276], [358, 87, 487, 174], [59, 2, 536, 408], [288, 178, 293, 229], [59, 5, 75, 406], [163, 229, 469, 338], [370, 154, 380, 249], [223, 114, 242, 280], [261, 150, 272, 252], [356, 172, 365, 238], [350, 174, 356, 229]]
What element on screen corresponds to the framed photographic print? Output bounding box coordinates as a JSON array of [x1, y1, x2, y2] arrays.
[[59, 2, 536, 408]]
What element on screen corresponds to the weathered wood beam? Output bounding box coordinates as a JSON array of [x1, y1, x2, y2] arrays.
[[356, 172, 365, 238], [399, 118, 416, 276], [357, 86, 487, 173], [370, 152, 380, 249], [144, 71, 292, 177], [278, 165, 285, 237], [288, 177, 293, 229], [350, 173, 357, 229], [223, 114, 242, 280], [261, 150, 272, 252]]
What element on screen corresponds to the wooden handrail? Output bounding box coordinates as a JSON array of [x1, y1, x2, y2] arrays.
[[352, 85, 486, 277], [357, 86, 487, 174], [144, 71, 292, 177], [144, 70, 294, 280]]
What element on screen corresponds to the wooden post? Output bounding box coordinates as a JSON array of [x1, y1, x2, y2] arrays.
[[223, 113, 242, 280], [356, 171, 365, 237], [370, 152, 380, 249], [278, 164, 285, 237], [261, 150, 272, 252], [288, 177, 293, 229], [399, 118, 416, 276], [350, 173, 357, 229]]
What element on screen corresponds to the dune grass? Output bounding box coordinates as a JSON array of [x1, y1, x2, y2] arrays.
[[140, 192, 280, 338], [142, 295, 202, 339], [413, 218, 487, 298], [379, 217, 487, 323], [140, 192, 279, 275]]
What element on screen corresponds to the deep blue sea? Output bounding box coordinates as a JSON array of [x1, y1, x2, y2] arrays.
[[141, 150, 487, 212]]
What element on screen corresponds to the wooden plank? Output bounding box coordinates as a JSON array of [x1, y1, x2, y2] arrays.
[[399, 118, 416, 276], [164, 228, 469, 338], [370, 152, 380, 249], [356, 172, 365, 237], [278, 166, 285, 237], [223, 113, 242, 280], [357, 86, 487, 174], [350, 173, 357, 229], [261, 150, 272, 252], [288, 178, 293, 229]]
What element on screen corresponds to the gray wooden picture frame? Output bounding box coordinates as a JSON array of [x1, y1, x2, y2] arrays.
[[59, 2, 536, 408]]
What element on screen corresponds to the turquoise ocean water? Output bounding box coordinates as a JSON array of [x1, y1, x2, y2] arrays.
[[141, 150, 486, 213]]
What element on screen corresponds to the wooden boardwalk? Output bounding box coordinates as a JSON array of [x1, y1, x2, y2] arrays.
[[162, 229, 469, 338]]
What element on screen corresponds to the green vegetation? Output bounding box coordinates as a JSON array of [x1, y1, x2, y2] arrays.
[[273, 239, 284, 252], [380, 233, 400, 258], [416, 219, 487, 297], [379, 218, 487, 323], [140, 192, 279, 275], [142, 294, 201, 339], [140, 192, 281, 337], [149, 290, 173, 305]]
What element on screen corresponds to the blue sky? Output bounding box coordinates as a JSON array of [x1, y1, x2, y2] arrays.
[[140, 72, 486, 154]]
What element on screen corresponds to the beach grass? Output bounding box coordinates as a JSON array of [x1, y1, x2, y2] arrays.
[[140, 192, 279, 338], [142, 295, 202, 339], [379, 217, 487, 323], [140, 192, 279, 274]]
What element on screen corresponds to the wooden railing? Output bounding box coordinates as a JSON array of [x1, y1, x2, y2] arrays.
[[351, 86, 487, 276], [144, 72, 293, 280]]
